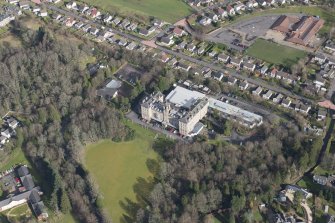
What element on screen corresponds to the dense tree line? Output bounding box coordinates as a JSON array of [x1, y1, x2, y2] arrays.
[[133, 122, 322, 223]]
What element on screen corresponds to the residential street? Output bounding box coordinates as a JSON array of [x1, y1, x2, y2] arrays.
[[45, 3, 311, 103]]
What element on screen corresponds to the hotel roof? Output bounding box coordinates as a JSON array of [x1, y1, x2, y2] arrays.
[[166, 86, 205, 108]]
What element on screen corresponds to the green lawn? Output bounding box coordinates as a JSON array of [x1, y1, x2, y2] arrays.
[[0, 147, 29, 172], [85, 121, 158, 223], [246, 39, 307, 68], [81, 0, 192, 23]]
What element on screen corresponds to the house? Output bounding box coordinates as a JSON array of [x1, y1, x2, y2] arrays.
[[126, 42, 137, 51], [325, 43, 335, 52], [243, 62, 256, 72], [103, 15, 113, 23], [160, 36, 174, 46], [169, 58, 178, 67], [7, 0, 19, 4], [326, 215, 335, 223], [261, 66, 268, 75], [87, 8, 100, 18], [7, 117, 18, 129], [262, 90, 273, 100], [227, 76, 237, 85], [208, 51, 217, 58], [30, 190, 48, 221], [112, 17, 121, 26], [230, 58, 242, 68], [32, 7, 41, 13], [247, 0, 259, 8], [1, 128, 12, 139], [0, 136, 7, 145], [216, 8, 228, 18], [226, 5, 235, 15], [121, 19, 131, 29], [285, 185, 312, 199], [277, 0, 286, 4], [0, 14, 15, 27], [153, 19, 163, 27], [252, 86, 263, 95], [197, 47, 206, 55], [313, 175, 328, 185], [273, 94, 283, 103], [66, 1, 77, 10], [178, 63, 192, 72], [161, 54, 170, 63], [148, 26, 156, 34], [266, 0, 276, 5], [318, 108, 327, 120], [207, 13, 218, 22], [281, 98, 292, 108], [315, 53, 327, 64], [118, 38, 128, 47], [187, 44, 196, 52], [270, 68, 278, 78], [257, 0, 267, 6], [212, 72, 224, 81], [18, 1, 30, 10], [78, 5, 89, 14], [234, 2, 246, 12], [82, 24, 91, 32], [139, 28, 149, 36], [239, 81, 249, 90], [173, 27, 187, 37], [64, 17, 76, 27], [128, 23, 138, 31], [218, 53, 230, 63], [39, 11, 48, 17], [177, 41, 187, 50], [199, 17, 212, 26], [314, 76, 326, 88], [90, 28, 99, 36], [75, 22, 84, 29]]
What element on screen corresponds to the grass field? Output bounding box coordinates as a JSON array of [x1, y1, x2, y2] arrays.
[[85, 121, 158, 223], [82, 0, 192, 23], [246, 39, 307, 68]]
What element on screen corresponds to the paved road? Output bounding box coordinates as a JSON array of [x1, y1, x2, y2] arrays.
[[45, 4, 311, 103]]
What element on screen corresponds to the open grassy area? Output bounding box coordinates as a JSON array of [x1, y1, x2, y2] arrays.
[[85, 121, 158, 223], [246, 38, 307, 68], [81, 0, 192, 23], [0, 148, 29, 172]]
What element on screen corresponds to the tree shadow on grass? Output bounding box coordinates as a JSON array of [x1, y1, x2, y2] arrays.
[[119, 169, 157, 223]]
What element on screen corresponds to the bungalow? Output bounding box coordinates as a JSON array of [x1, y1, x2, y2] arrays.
[[173, 27, 187, 37], [281, 98, 292, 108], [239, 81, 249, 90], [262, 90, 273, 100], [178, 63, 192, 72], [252, 86, 263, 95], [318, 108, 327, 120], [118, 38, 128, 47], [218, 53, 230, 63], [199, 17, 212, 26], [260, 66, 268, 75], [226, 5, 235, 15], [273, 94, 283, 103], [230, 58, 242, 68], [212, 72, 224, 81], [227, 76, 237, 85], [315, 53, 327, 64], [243, 62, 256, 72], [160, 36, 174, 46]]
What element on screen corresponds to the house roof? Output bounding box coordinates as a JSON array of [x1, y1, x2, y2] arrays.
[[17, 166, 29, 177], [21, 174, 35, 191], [29, 190, 41, 204]]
